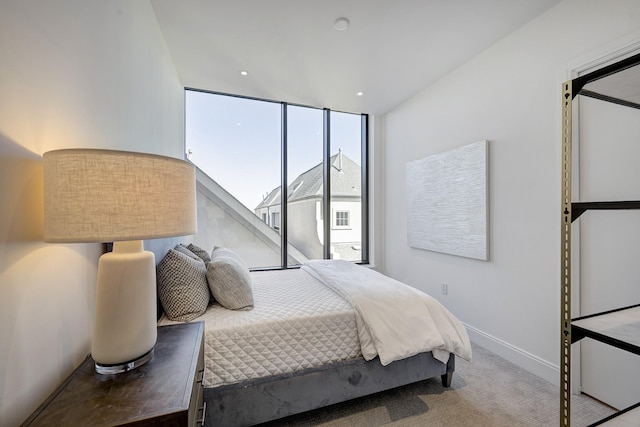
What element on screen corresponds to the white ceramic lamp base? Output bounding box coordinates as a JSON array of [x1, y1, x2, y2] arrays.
[[92, 240, 158, 374]]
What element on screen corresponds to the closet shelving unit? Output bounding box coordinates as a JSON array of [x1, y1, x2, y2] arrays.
[[561, 52, 640, 427]]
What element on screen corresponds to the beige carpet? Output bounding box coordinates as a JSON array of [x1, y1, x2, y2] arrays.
[[259, 342, 615, 426]]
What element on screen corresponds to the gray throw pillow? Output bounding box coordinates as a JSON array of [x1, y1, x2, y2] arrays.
[[187, 243, 211, 263], [181, 244, 216, 305], [174, 243, 200, 260], [157, 249, 210, 322], [206, 247, 254, 310]]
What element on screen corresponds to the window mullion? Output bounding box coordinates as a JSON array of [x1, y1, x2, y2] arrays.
[[361, 113, 369, 264], [323, 108, 331, 259], [281, 103, 288, 268]]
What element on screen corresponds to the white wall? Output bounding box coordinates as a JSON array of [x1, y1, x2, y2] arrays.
[[382, 0, 640, 385], [288, 200, 324, 259], [0, 1, 183, 425], [331, 200, 362, 243]]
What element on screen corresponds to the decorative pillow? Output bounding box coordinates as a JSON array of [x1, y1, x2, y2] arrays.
[[175, 244, 215, 303], [206, 247, 254, 310], [187, 243, 211, 263], [174, 244, 201, 261], [157, 249, 210, 322]]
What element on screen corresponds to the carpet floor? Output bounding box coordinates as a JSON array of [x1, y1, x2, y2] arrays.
[[259, 342, 615, 426]]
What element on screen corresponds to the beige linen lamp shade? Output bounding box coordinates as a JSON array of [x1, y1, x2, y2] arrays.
[[43, 149, 196, 243], [43, 148, 196, 373]]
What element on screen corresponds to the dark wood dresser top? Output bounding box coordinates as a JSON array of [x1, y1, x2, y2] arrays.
[[22, 321, 204, 426]]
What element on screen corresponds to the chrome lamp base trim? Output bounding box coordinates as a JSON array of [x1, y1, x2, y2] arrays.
[[94, 348, 154, 374]]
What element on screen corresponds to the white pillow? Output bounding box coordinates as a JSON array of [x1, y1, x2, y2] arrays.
[[206, 247, 254, 310]]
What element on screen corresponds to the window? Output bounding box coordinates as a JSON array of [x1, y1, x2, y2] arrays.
[[329, 111, 364, 261], [185, 89, 368, 268], [185, 90, 281, 269], [271, 212, 280, 231], [286, 105, 324, 263], [334, 210, 350, 228]]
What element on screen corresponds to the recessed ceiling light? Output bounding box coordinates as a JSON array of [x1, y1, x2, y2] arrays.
[[240, 70, 248, 76], [356, 91, 364, 97], [334, 17, 350, 31]]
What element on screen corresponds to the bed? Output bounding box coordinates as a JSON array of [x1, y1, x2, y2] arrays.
[[151, 240, 472, 426]]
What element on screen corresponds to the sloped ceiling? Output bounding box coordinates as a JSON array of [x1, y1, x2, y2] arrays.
[[150, 0, 561, 115]]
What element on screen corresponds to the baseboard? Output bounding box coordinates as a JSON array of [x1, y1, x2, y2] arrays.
[[465, 323, 560, 387]]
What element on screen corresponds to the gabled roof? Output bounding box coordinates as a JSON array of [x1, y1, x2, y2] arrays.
[[255, 151, 361, 210], [255, 187, 281, 210]]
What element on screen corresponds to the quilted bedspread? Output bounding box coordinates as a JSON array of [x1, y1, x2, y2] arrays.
[[302, 260, 472, 366], [158, 268, 361, 387], [159, 261, 472, 387]]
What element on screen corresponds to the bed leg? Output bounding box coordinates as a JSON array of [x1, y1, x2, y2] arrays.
[[441, 371, 453, 387], [441, 354, 455, 387]]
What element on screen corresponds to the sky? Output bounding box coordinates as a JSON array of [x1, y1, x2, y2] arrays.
[[185, 90, 363, 211]]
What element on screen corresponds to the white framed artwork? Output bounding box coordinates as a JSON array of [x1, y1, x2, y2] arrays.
[[406, 140, 488, 261]]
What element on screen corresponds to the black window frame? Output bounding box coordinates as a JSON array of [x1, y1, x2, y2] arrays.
[[185, 87, 369, 267]]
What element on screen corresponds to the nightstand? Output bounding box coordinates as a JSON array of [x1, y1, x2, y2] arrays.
[[22, 321, 205, 426]]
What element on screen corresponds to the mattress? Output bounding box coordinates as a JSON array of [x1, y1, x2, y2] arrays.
[[158, 268, 361, 387]]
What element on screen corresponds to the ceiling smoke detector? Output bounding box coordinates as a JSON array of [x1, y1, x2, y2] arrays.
[[334, 17, 350, 31]]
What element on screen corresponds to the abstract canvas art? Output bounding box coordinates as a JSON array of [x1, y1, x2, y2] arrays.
[[406, 140, 488, 260]]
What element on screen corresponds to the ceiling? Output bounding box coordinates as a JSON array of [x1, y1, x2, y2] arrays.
[[150, 0, 561, 115]]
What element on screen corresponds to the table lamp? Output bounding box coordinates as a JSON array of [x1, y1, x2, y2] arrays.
[[43, 149, 196, 374]]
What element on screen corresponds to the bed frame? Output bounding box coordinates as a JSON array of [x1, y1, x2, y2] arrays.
[[205, 352, 454, 426], [147, 238, 455, 426]]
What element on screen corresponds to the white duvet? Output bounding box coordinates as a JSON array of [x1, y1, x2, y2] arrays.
[[302, 260, 472, 366]]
